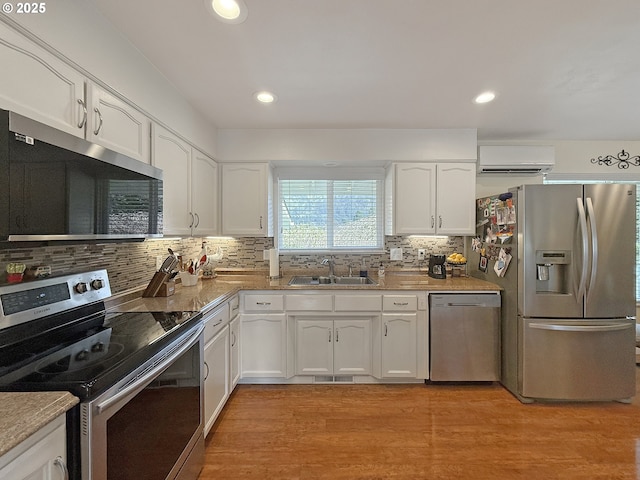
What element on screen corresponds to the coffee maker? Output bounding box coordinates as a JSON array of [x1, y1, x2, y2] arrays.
[[428, 254, 446, 279]]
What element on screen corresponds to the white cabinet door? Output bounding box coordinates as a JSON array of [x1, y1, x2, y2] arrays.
[[381, 314, 418, 378], [295, 319, 333, 375], [86, 82, 150, 164], [221, 163, 272, 236], [191, 148, 218, 236], [204, 325, 230, 436], [240, 314, 286, 378], [294, 318, 372, 376], [229, 316, 240, 389], [386, 162, 477, 236], [152, 124, 192, 235], [334, 319, 372, 375], [0, 21, 85, 137], [435, 163, 476, 235], [388, 163, 437, 235], [0, 415, 67, 480]]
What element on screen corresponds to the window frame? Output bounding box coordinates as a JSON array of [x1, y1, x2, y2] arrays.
[[275, 167, 386, 253]]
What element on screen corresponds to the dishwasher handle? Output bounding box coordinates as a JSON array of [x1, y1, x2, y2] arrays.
[[430, 294, 501, 309]]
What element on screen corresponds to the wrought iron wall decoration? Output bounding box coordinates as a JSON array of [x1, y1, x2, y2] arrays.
[[591, 150, 640, 169]]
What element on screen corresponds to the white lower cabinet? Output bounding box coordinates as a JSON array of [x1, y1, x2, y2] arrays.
[[0, 414, 67, 480], [229, 316, 240, 389], [204, 324, 230, 436], [381, 313, 418, 377], [240, 313, 287, 378], [295, 318, 372, 376]]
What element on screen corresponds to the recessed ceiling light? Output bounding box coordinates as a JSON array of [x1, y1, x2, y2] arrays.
[[474, 91, 496, 104], [204, 0, 248, 24], [254, 91, 276, 104]]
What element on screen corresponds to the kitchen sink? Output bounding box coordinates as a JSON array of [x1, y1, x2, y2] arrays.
[[288, 275, 377, 286]]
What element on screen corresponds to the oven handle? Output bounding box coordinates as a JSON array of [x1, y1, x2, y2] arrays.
[[95, 323, 204, 414]]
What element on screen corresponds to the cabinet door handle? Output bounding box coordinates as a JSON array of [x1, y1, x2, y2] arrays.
[[384, 323, 388, 336], [394, 302, 409, 306], [93, 107, 103, 135], [189, 212, 195, 228], [77, 98, 87, 129], [231, 331, 236, 347], [259, 215, 263, 229], [431, 215, 435, 228], [203, 361, 210, 380], [256, 302, 271, 306], [438, 215, 443, 228], [328, 330, 332, 343], [54, 456, 69, 480], [335, 329, 339, 342], [194, 213, 200, 228]]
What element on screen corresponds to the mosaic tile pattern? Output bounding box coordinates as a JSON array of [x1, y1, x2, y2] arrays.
[[0, 236, 463, 294]]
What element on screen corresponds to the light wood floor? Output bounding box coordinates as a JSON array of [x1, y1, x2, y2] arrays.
[[200, 369, 640, 480]]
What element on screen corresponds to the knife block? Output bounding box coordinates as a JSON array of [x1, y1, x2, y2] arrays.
[[156, 280, 175, 297], [142, 271, 170, 297]]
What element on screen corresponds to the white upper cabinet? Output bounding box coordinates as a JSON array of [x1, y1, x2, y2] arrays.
[[0, 22, 151, 163], [386, 162, 475, 236], [86, 82, 150, 163], [221, 163, 273, 236], [152, 125, 219, 236], [386, 163, 437, 235], [435, 163, 476, 235], [191, 148, 219, 236], [152, 124, 192, 236], [0, 21, 85, 136]]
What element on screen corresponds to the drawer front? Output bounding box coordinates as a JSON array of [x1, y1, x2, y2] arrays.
[[204, 303, 230, 342], [286, 294, 333, 311], [243, 294, 284, 312], [383, 295, 418, 311], [334, 294, 382, 312]]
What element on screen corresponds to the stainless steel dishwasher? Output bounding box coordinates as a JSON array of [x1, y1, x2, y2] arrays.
[[429, 293, 501, 381]]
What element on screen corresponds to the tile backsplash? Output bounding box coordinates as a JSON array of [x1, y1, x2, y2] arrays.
[[0, 236, 463, 294]]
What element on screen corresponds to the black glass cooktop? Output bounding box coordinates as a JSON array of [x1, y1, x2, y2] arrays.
[[0, 310, 202, 400]]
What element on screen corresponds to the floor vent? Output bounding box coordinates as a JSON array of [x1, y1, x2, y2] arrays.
[[313, 375, 355, 384]]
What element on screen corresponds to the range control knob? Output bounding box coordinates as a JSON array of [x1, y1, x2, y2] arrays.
[[91, 342, 105, 353], [91, 279, 105, 290], [75, 349, 89, 361], [74, 282, 88, 294]]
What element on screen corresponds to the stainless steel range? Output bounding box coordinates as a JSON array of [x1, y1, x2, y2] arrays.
[[0, 270, 204, 480]]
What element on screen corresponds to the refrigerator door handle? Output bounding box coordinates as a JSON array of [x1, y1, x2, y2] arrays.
[[529, 322, 632, 333], [576, 198, 589, 302], [585, 197, 598, 303]]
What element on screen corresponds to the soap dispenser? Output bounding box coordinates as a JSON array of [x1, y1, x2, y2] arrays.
[[359, 258, 368, 277]]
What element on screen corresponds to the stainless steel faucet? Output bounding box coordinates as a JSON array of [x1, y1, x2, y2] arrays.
[[321, 257, 336, 277]]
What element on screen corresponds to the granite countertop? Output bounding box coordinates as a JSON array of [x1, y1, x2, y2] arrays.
[[0, 391, 78, 457], [108, 270, 501, 314]]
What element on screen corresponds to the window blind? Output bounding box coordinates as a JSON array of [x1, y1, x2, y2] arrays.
[[279, 179, 383, 250]]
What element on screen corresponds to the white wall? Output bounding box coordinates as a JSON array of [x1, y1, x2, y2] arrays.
[[5, 0, 217, 156], [476, 140, 640, 197], [217, 128, 477, 163]]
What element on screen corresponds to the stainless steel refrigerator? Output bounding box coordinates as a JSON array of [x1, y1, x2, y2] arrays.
[[468, 184, 636, 402]]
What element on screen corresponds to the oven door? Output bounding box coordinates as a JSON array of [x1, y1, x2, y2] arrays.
[[81, 323, 204, 480]]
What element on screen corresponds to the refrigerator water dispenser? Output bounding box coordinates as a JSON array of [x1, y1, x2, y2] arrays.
[[535, 250, 570, 294]]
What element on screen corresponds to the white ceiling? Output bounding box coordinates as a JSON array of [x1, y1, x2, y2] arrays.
[[89, 0, 640, 142]]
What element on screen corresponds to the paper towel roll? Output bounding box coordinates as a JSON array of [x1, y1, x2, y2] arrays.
[[269, 248, 280, 278]]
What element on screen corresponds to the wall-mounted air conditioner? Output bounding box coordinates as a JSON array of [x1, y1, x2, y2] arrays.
[[478, 145, 555, 174]]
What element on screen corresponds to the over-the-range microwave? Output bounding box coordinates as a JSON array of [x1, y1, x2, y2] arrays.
[[0, 109, 163, 242]]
